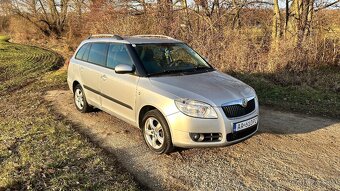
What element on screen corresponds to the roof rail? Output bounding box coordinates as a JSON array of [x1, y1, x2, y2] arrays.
[[87, 34, 124, 40], [132, 35, 174, 40]]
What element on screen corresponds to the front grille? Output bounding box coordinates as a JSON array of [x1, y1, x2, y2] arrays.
[[227, 124, 257, 142], [222, 98, 255, 118]]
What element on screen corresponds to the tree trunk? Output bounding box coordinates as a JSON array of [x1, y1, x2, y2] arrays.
[[286, 0, 315, 46], [286, 0, 299, 43], [269, 0, 282, 71], [272, 0, 281, 41], [182, 0, 191, 30], [231, 0, 241, 30], [284, 0, 289, 36]]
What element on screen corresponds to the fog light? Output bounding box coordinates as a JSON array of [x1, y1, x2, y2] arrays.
[[190, 133, 204, 142]]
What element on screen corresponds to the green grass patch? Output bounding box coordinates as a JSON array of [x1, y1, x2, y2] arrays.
[[0, 42, 140, 190], [231, 72, 340, 118], [0, 35, 10, 42]]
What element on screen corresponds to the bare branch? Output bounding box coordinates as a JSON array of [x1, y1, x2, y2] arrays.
[[315, 0, 340, 12]]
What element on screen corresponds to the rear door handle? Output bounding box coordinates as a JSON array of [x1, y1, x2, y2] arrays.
[[101, 74, 107, 81], [80, 66, 84, 72]]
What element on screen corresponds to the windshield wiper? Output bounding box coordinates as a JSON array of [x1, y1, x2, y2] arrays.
[[147, 69, 189, 77], [147, 67, 214, 77], [191, 66, 214, 73]]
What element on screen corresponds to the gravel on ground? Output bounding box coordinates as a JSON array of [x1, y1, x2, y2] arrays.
[[45, 90, 340, 191]]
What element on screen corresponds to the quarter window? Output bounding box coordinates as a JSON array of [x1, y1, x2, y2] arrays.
[[82, 43, 91, 61], [107, 44, 134, 69], [75, 43, 89, 60], [88, 43, 109, 66]]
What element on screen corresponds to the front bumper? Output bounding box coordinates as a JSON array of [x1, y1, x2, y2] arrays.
[[166, 106, 259, 148]]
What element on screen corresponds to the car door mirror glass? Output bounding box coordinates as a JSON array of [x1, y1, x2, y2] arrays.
[[115, 64, 135, 74]]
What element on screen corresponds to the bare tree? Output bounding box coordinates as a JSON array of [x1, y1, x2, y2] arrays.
[[271, 0, 281, 41], [11, 0, 71, 37], [285, 0, 339, 46]]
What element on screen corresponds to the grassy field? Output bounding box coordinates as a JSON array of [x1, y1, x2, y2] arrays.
[[0, 42, 140, 190], [232, 67, 340, 118], [0, 35, 10, 42]]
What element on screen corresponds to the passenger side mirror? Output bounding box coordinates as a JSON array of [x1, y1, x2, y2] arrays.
[[115, 64, 135, 74]]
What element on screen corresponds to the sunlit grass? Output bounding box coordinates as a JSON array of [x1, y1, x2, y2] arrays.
[[0, 42, 139, 190], [0, 35, 10, 42], [231, 71, 340, 118]]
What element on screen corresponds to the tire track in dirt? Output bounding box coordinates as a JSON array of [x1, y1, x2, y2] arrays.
[[45, 90, 340, 191]]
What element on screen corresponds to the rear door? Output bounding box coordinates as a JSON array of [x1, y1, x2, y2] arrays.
[[79, 42, 109, 108], [100, 43, 139, 124]]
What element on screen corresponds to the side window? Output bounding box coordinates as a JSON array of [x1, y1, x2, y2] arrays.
[[82, 43, 91, 61], [75, 43, 89, 60], [88, 43, 108, 66], [107, 44, 134, 69]]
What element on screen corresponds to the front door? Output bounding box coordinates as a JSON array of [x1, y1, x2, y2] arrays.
[[100, 43, 139, 124]]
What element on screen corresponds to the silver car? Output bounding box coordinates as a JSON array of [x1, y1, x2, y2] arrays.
[[67, 34, 259, 154]]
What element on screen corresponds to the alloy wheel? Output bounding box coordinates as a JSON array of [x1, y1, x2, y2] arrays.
[[75, 88, 84, 110], [144, 117, 164, 149]]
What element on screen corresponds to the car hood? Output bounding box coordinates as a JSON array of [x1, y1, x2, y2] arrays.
[[149, 71, 255, 106]]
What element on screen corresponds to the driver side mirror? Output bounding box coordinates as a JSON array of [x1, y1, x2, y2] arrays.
[[115, 64, 135, 74]]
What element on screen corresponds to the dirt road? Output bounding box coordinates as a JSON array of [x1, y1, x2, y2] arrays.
[[45, 90, 340, 191]]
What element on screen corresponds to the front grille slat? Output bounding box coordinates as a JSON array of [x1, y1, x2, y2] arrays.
[[222, 98, 255, 118]]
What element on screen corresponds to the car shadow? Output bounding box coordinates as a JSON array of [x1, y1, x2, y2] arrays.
[[257, 106, 339, 134]]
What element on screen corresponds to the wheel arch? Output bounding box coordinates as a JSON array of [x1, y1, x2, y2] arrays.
[[138, 105, 171, 129], [138, 104, 176, 142], [138, 104, 175, 153], [72, 80, 81, 93], [138, 105, 157, 129]]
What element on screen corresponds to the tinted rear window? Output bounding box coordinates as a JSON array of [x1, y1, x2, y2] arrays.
[[88, 43, 108, 66]]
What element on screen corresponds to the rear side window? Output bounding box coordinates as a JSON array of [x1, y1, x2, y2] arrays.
[[75, 43, 89, 60], [82, 43, 91, 61], [107, 44, 134, 69], [88, 43, 109, 66]]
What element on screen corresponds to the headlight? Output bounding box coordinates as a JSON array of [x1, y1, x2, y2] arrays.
[[174, 99, 218, 119]]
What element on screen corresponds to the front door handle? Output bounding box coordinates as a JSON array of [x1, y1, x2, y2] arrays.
[[101, 74, 107, 81]]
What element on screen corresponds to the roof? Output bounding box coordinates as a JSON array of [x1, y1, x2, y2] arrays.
[[83, 34, 182, 44]]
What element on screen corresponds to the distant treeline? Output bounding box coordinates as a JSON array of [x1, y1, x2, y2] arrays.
[[0, 0, 339, 72]]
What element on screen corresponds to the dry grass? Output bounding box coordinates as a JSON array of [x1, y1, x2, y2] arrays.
[[3, 7, 340, 117], [0, 42, 141, 190]]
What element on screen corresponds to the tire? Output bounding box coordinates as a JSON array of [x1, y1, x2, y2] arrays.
[[142, 110, 174, 154], [74, 84, 92, 113]]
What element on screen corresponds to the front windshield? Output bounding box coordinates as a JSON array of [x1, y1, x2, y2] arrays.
[[133, 43, 213, 76]]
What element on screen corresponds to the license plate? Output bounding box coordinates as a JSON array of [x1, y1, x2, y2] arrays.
[[233, 116, 258, 132]]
